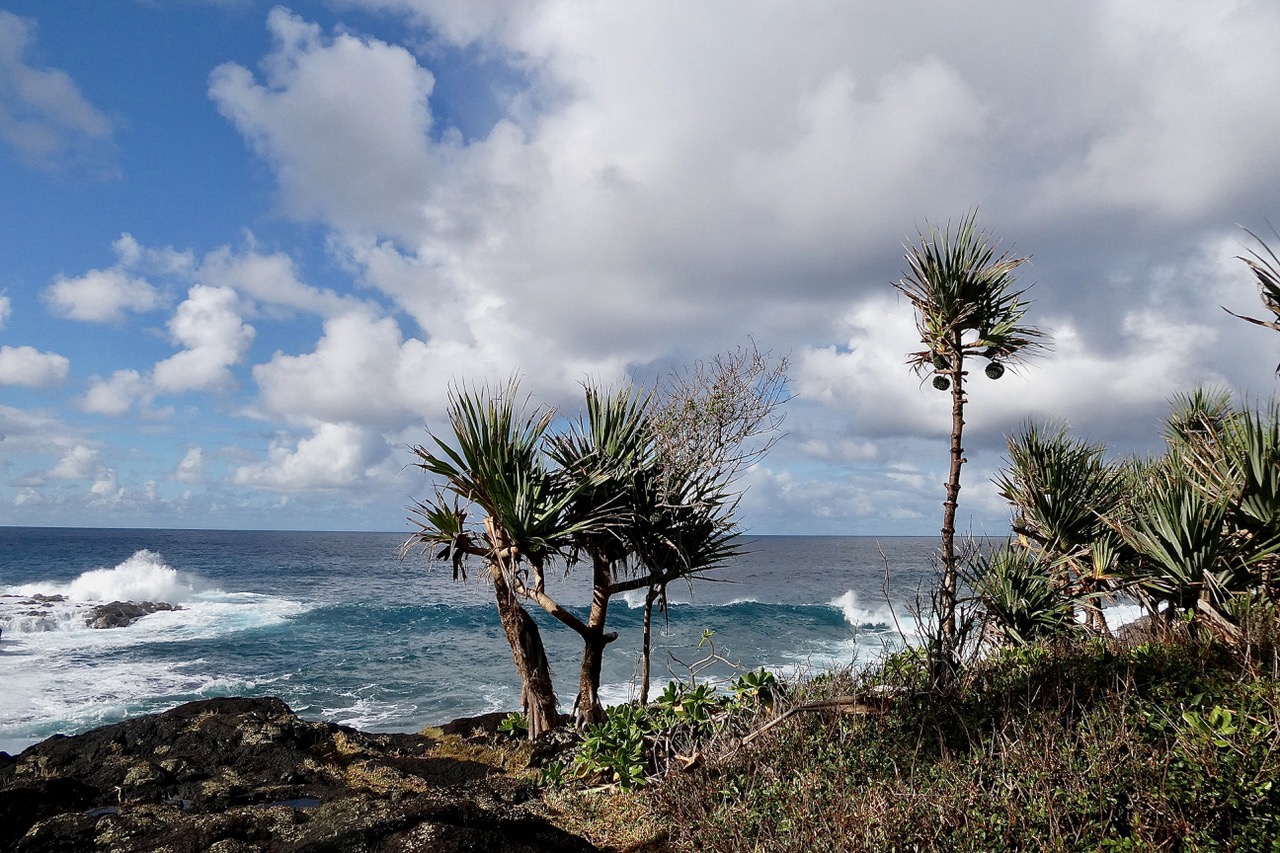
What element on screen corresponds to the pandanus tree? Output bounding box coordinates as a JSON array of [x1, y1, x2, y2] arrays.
[[546, 384, 657, 724], [552, 344, 788, 716], [1115, 391, 1280, 634], [407, 381, 601, 737], [1224, 226, 1280, 372], [992, 421, 1131, 632], [895, 212, 1047, 672], [408, 346, 788, 732], [617, 459, 743, 705]]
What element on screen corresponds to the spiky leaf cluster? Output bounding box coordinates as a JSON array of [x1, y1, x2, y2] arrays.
[[986, 392, 1280, 644], [896, 211, 1047, 386]]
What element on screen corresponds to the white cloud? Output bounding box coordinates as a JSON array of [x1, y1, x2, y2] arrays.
[[233, 422, 390, 492], [0, 294, 10, 328], [196, 244, 357, 317], [152, 285, 255, 393], [12, 2, 1280, 532], [48, 444, 101, 480], [1041, 0, 1280, 219], [0, 404, 83, 471], [209, 7, 442, 241], [252, 309, 432, 425], [43, 233, 169, 324], [0, 11, 114, 170], [81, 369, 148, 416], [44, 266, 163, 323], [174, 447, 205, 484], [0, 345, 69, 386]]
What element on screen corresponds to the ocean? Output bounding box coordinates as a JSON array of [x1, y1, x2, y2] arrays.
[[0, 527, 940, 756]]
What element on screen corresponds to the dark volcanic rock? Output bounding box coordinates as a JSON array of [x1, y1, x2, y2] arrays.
[[84, 600, 181, 629], [0, 697, 597, 853]]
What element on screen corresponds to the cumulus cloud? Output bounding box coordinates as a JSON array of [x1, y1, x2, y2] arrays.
[[196, 244, 358, 318], [0, 11, 114, 171], [152, 285, 255, 393], [81, 369, 148, 416], [0, 345, 69, 387], [44, 235, 165, 322], [253, 309, 432, 425], [0, 294, 10, 328], [232, 422, 390, 492], [45, 267, 164, 323], [174, 447, 205, 484], [1041, 1, 1280, 219], [11, 2, 1280, 531], [48, 444, 102, 480], [209, 7, 442, 241]]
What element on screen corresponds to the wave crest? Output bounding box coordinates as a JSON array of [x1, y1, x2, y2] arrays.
[[5, 549, 196, 603], [828, 589, 902, 631]]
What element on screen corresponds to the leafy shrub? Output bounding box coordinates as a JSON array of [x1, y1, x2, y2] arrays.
[[497, 711, 528, 739], [645, 635, 1280, 852]]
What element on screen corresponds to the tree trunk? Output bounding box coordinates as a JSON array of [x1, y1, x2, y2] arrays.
[[937, 346, 966, 678], [638, 585, 657, 705], [574, 553, 616, 726], [490, 564, 560, 738]]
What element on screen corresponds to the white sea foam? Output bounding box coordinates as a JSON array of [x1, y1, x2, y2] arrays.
[[5, 550, 198, 603], [0, 549, 312, 755], [828, 588, 910, 633], [321, 690, 421, 731], [1099, 601, 1145, 630], [0, 654, 256, 755]]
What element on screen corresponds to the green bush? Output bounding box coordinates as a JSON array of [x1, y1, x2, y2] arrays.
[[646, 635, 1280, 852]]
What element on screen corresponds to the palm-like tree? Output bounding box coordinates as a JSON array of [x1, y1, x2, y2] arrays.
[[407, 380, 599, 737], [549, 382, 748, 717], [546, 383, 656, 724], [616, 460, 743, 704], [993, 421, 1130, 630], [1116, 392, 1280, 630], [408, 347, 788, 731], [1224, 227, 1280, 373], [896, 211, 1047, 672]]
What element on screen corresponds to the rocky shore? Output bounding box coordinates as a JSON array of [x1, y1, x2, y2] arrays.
[[0, 696, 598, 853], [0, 594, 181, 632]]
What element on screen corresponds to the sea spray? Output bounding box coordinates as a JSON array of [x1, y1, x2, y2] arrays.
[[5, 550, 197, 603]]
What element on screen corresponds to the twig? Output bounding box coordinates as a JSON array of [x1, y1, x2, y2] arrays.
[[740, 692, 896, 745]]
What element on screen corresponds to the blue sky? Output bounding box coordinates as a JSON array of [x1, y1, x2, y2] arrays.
[[2, 0, 1280, 534]]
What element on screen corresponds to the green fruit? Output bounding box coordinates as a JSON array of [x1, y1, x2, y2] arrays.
[[931, 352, 949, 371], [932, 375, 951, 391], [985, 361, 1005, 380]]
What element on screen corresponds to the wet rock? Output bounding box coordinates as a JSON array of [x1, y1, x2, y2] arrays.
[[0, 696, 597, 853], [84, 600, 181, 629]]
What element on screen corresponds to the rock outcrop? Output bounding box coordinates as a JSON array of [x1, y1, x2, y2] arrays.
[[0, 696, 598, 853], [84, 600, 181, 629]]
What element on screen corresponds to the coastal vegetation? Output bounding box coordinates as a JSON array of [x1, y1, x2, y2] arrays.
[[529, 390, 1280, 851], [405, 344, 787, 735], [393, 220, 1280, 850]]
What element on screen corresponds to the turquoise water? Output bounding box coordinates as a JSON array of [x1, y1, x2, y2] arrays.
[[0, 528, 937, 755]]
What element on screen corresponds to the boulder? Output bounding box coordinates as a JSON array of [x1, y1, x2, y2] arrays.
[[0, 696, 598, 852], [85, 600, 181, 629]]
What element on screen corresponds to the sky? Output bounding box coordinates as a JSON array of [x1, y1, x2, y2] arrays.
[[1, 0, 1279, 536]]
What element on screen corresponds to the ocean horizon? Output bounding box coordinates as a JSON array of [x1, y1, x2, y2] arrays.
[[0, 526, 946, 755]]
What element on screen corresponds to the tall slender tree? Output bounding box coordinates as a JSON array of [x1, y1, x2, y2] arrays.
[[895, 211, 1047, 674]]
